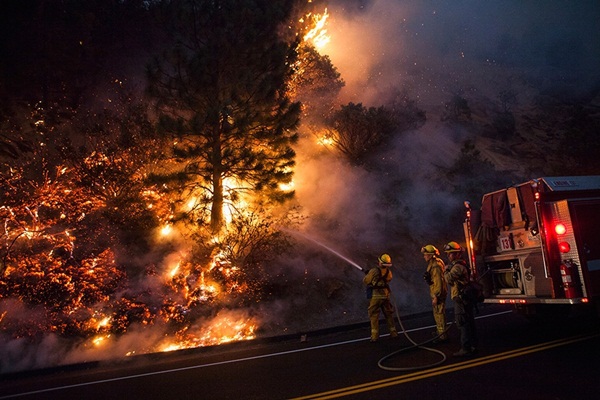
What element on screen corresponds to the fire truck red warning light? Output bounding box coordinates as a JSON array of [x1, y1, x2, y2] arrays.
[[558, 242, 571, 253], [554, 223, 567, 235]]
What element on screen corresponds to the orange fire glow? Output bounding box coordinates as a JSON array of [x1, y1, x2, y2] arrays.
[[0, 159, 260, 358], [302, 9, 330, 50], [317, 133, 335, 147], [158, 314, 257, 352], [0, 4, 335, 366]]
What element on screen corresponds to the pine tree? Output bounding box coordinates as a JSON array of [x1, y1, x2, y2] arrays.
[[146, 0, 301, 233]]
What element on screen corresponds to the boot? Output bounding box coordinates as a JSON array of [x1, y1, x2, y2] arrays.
[[453, 347, 475, 357]]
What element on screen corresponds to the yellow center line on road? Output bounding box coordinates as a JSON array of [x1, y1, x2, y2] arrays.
[[290, 332, 599, 400]]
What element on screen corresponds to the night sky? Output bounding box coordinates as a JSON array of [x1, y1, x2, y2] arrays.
[[323, 0, 600, 106]]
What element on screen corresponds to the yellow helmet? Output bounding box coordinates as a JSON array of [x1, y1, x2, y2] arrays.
[[421, 245, 439, 256], [378, 253, 392, 265], [443, 241, 462, 253]]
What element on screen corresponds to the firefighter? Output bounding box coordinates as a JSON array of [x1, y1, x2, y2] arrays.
[[363, 253, 398, 342], [443, 241, 478, 357], [421, 245, 448, 343]]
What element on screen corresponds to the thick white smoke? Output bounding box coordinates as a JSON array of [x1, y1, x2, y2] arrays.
[[276, 0, 600, 334]]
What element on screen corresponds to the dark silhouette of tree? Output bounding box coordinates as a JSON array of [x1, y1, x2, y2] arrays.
[[327, 102, 398, 165], [492, 89, 517, 140], [498, 90, 517, 113], [555, 104, 600, 175], [441, 93, 471, 123], [388, 89, 427, 132], [442, 140, 517, 208], [492, 112, 516, 140], [146, 0, 301, 233]]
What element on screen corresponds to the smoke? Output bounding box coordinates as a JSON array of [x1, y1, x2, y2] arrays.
[[3, 0, 599, 375], [326, 0, 600, 106], [0, 299, 260, 373], [291, 0, 600, 247], [275, 0, 600, 334]]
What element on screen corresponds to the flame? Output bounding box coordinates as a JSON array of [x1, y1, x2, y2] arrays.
[[317, 134, 335, 146], [168, 262, 180, 278], [1, 28, 315, 362], [160, 224, 173, 236], [92, 334, 111, 347], [222, 177, 248, 224], [97, 317, 111, 329], [186, 196, 198, 211], [158, 314, 257, 352], [303, 9, 330, 50], [279, 180, 295, 191]]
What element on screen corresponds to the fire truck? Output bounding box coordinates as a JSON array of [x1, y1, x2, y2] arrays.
[[463, 176, 600, 316]]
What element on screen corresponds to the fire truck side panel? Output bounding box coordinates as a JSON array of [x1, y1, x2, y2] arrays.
[[569, 201, 600, 298], [468, 176, 600, 306], [481, 250, 553, 297], [542, 200, 585, 298], [522, 251, 553, 296]]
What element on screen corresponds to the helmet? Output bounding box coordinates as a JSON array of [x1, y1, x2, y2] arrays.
[[443, 241, 462, 253], [421, 245, 439, 256], [378, 253, 392, 265]]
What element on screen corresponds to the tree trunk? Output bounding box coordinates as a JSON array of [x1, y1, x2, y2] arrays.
[[210, 125, 224, 233], [211, 172, 224, 233]]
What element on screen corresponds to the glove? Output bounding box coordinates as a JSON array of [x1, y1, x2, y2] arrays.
[[423, 271, 433, 285]]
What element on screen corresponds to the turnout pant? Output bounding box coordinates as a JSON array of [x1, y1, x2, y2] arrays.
[[432, 302, 447, 339], [368, 297, 397, 340], [454, 298, 477, 351]]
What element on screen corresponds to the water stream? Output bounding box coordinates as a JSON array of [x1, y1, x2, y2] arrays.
[[280, 228, 364, 272]]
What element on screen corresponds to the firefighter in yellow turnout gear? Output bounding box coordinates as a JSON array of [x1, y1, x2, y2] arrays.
[[421, 245, 448, 342], [443, 241, 478, 357], [363, 254, 398, 342]]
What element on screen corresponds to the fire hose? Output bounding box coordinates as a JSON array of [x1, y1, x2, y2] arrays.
[[283, 229, 455, 371], [379, 267, 491, 371], [360, 266, 454, 372], [376, 293, 454, 371]]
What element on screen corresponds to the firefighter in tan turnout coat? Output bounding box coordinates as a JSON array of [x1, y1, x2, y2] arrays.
[[421, 244, 448, 342], [363, 254, 398, 342]]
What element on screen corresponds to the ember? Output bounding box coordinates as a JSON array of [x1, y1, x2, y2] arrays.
[[0, 1, 332, 373], [0, 148, 265, 366]]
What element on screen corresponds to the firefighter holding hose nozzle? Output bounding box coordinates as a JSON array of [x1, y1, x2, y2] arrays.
[[421, 245, 448, 343], [363, 254, 399, 342]]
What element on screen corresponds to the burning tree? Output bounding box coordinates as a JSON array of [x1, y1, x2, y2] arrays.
[[0, 1, 347, 372], [289, 6, 345, 123], [0, 88, 271, 363], [289, 44, 344, 123], [146, 0, 302, 233]]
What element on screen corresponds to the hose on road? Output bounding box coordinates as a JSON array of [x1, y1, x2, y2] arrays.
[[377, 296, 454, 372]]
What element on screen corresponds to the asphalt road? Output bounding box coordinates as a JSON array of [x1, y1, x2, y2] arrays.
[[1, 304, 599, 400]]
